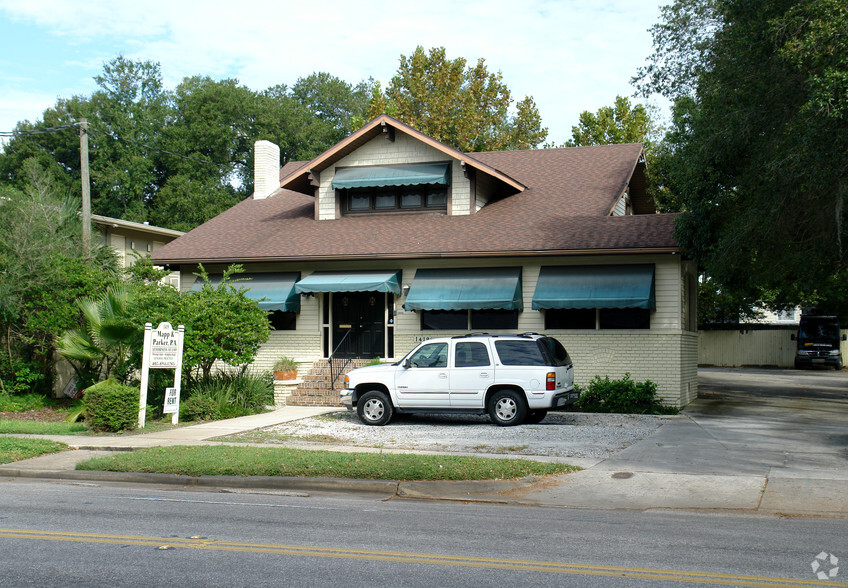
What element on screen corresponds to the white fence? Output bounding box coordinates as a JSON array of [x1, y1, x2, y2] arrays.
[[698, 328, 848, 367]]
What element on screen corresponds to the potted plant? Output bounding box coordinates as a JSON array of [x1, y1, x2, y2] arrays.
[[273, 356, 298, 380]]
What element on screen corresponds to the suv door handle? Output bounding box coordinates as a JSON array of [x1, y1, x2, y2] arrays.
[[480, 372, 489, 377], [439, 373, 448, 379]]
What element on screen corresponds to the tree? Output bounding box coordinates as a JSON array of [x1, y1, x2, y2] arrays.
[[633, 0, 848, 315], [367, 47, 548, 151], [58, 285, 136, 387], [88, 56, 168, 221], [565, 96, 675, 212], [565, 96, 658, 148], [0, 159, 118, 394], [180, 265, 270, 380], [1, 57, 370, 233], [125, 264, 270, 382], [290, 72, 373, 142]]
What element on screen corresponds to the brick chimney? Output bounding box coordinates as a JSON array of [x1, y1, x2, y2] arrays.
[[253, 140, 280, 200]]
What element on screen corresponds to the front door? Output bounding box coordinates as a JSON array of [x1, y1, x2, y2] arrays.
[[332, 292, 385, 358]]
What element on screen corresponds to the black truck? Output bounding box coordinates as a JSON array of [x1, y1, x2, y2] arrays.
[[791, 315, 846, 370]]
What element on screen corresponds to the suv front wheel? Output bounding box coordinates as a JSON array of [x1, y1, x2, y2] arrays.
[[488, 389, 527, 427], [357, 390, 394, 426]]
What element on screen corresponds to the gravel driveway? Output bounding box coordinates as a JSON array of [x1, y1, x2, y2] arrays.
[[235, 410, 669, 462]]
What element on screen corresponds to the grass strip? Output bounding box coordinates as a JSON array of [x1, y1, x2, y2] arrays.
[[0, 420, 88, 435], [0, 437, 68, 464], [76, 445, 579, 480]]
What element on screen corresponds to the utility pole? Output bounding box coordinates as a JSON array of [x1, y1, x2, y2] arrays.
[[80, 118, 91, 258]]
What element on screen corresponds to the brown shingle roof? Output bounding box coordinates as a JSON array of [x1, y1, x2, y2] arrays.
[[153, 141, 677, 264]]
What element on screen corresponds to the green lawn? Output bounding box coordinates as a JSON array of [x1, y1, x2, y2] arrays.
[[0, 437, 68, 464], [76, 445, 579, 480], [0, 420, 88, 435]]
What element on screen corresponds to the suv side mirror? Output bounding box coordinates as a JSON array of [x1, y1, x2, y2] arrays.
[[842, 334, 847, 341], [402, 359, 411, 369], [790, 334, 796, 341]]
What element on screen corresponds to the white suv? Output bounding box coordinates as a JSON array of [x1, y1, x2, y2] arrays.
[[341, 333, 576, 426]]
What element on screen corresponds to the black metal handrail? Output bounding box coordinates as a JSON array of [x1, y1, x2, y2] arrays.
[[329, 329, 355, 388]]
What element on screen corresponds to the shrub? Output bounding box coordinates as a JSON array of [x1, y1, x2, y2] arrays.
[[83, 379, 140, 432], [179, 395, 220, 422], [273, 356, 298, 371], [0, 392, 53, 412], [182, 368, 272, 421], [575, 373, 677, 415]]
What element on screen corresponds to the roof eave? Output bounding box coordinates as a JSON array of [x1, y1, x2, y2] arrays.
[[606, 145, 653, 216], [153, 246, 680, 266], [91, 214, 185, 238], [279, 114, 527, 195]]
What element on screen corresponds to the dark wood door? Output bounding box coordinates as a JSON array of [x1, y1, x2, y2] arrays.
[[332, 292, 384, 358]]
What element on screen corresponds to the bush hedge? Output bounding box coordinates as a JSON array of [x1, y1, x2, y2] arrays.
[[575, 373, 677, 414], [83, 379, 140, 432], [180, 369, 272, 421]]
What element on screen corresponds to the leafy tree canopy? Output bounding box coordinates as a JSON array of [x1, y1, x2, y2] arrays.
[[634, 0, 848, 319], [124, 264, 270, 382], [0, 57, 371, 232], [564, 95, 659, 148], [0, 159, 118, 394], [368, 46, 548, 152]]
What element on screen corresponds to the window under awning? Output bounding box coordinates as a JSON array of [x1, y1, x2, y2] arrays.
[[403, 267, 523, 311], [191, 272, 301, 312], [331, 164, 450, 190], [532, 265, 655, 310], [295, 270, 401, 295]]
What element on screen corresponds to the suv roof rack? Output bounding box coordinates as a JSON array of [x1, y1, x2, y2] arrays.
[[451, 332, 491, 339]]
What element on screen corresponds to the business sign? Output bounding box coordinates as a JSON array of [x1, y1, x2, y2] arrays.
[[150, 323, 181, 368], [139, 321, 185, 428]]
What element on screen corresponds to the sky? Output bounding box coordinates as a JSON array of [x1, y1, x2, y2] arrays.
[[0, 0, 668, 148]]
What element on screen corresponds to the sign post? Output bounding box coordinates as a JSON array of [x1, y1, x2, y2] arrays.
[[139, 322, 185, 428]]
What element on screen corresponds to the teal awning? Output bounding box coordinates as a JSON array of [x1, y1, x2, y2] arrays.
[[191, 273, 300, 312], [403, 267, 523, 311], [331, 164, 450, 189], [295, 270, 401, 295], [532, 265, 655, 310]]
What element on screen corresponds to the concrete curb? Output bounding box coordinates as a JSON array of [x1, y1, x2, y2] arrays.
[[0, 467, 402, 495]]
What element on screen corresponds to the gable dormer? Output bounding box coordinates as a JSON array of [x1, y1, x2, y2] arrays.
[[277, 115, 525, 221]]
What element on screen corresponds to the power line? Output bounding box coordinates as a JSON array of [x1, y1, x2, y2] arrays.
[[86, 126, 225, 167], [0, 123, 79, 137]]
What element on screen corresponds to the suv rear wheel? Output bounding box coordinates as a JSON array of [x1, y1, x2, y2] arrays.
[[357, 390, 394, 426], [488, 389, 527, 427]]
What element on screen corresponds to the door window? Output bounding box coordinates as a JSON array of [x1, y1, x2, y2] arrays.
[[454, 342, 490, 367]]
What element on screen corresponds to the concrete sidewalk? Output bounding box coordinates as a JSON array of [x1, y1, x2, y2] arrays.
[[2, 368, 847, 517]]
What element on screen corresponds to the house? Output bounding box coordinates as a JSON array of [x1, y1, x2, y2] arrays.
[[92, 214, 184, 289], [152, 115, 699, 407]]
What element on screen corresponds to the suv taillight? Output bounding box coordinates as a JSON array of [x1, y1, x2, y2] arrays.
[[546, 372, 556, 391], [344, 375, 350, 388]]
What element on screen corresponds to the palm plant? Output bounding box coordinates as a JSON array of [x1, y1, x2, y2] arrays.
[[58, 285, 137, 387]]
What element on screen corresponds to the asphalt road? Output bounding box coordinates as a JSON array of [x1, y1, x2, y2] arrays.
[[1, 478, 846, 587]]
